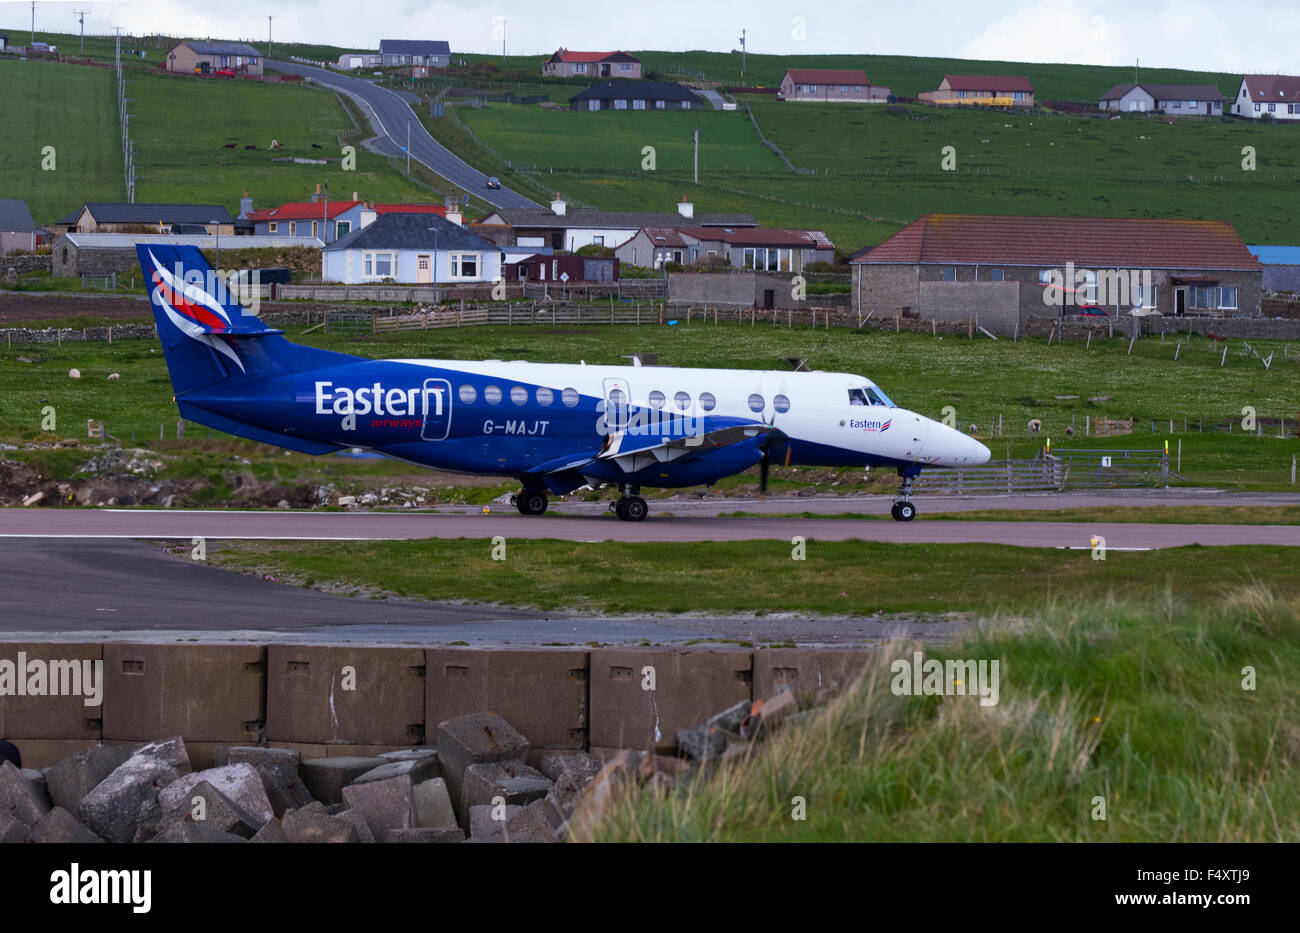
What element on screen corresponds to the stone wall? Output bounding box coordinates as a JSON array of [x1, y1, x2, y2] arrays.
[[0, 254, 52, 278]]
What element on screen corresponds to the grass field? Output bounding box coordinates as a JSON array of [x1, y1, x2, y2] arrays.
[[0, 323, 1295, 490], [449, 97, 1300, 252], [207, 538, 1300, 615], [0, 60, 124, 221], [580, 585, 1300, 842]]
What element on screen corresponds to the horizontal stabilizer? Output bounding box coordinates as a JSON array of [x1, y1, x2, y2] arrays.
[[177, 401, 344, 456]]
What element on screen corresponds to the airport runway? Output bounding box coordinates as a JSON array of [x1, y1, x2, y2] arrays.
[[1, 507, 1297, 549]]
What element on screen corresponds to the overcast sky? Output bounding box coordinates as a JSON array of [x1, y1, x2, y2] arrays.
[[6, 0, 1299, 72]]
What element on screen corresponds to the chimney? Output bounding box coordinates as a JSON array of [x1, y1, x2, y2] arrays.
[[310, 183, 322, 203], [446, 209, 463, 227], [677, 196, 694, 219], [239, 188, 253, 217], [352, 191, 359, 201], [551, 194, 567, 216]]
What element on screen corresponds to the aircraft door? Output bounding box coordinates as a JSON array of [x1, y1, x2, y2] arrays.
[[420, 377, 452, 440], [602, 377, 630, 434]]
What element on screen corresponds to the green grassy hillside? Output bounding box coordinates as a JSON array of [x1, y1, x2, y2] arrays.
[[0, 60, 124, 220]]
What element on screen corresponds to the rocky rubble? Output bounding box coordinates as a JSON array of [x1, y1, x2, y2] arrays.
[[1, 686, 835, 844]]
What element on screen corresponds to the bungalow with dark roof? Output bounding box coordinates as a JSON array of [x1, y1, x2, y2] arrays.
[[850, 214, 1261, 332], [166, 41, 262, 75], [918, 75, 1034, 108], [479, 197, 756, 251], [1098, 83, 1223, 115], [544, 49, 641, 79], [778, 69, 886, 103], [570, 80, 702, 111], [379, 39, 450, 72], [1232, 75, 1300, 120], [615, 226, 834, 270], [54, 202, 234, 235], [322, 212, 504, 285]]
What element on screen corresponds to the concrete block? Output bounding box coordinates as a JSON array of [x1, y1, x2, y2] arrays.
[[266, 646, 425, 745], [589, 649, 752, 750], [45, 743, 139, 812], [378, 747, 439, 777], [336, 808, 376, 843], [568, 749, 642, 839], [102, 644, 265, 743], [299, 756, 384, 805], [469, 798, 562, 843], [674, 725, 727, 761], [386, 826, 464, 843], [435, 712, 529, 823], [150, 822, 247, 843], [0, 760, 50, 826], [249, 818, 287, 843], [0, 738, 101, 770], [157, 763, 274, 826], [353, 756, 438, 787], [426, 649, 588, 749], [412, 778, 457, 829], [0, 811, 30, 843], [77, 737, 191, 843], [707, 700, 752, 736], [752, 649, 873, 703], [216, 747, 313, 818], [21, 767, 48, 802], [161, 780, 259, 838], [540, 752, 604, 816], [341, 774, 414, 837], [281, 808, 358, 843], [460, 761, 551, 814], [0, 643, 104, 739]]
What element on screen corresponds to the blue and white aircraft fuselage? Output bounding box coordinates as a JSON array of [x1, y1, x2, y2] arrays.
[[138, 244, 989, 521]]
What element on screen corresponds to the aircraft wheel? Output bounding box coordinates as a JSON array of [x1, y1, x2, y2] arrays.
[[620, 496, 648, 522], [894, 501, 916, 522], [517, 492, 547, 515], [613, 498, 627, 520]]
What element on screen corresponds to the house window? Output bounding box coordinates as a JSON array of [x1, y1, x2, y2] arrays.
[[1191, 285, 1215, 309], [267, 222, 278, 233], [336, 221, 351, 237], [449, 253, 479, 278], [681, 101, 691, 109], [655, 100, 665, 109], [842, 85, 849, 92], [587, 100, 600, 111], [363, 251, 395, 277], [614, 99, 627, 110], [854, 85, 862, 92], [766, 250, 781, 272], [1173, 100, 1181, 109], [1269, 103, 1276, 112], [958, 90, 967, 99], [1014, 91, 1025, 100], [593, 236, 605, 246], [990, 269, 1004, 281], [942, 268, 956, 281], [1218, 286, 1237, 309], [633, 99, 645, 110], [619, 63, 632, 71], [1189, 100, 1198, 109], [1134, 282, 1157, 309], [573, 63, 587, 74], [311, 221, 319, 237], [1081, 269, 1097, 303], [1255, 103, 1261, 112]]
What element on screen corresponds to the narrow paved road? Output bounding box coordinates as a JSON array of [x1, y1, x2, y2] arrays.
[[270, 60, 540, 210]]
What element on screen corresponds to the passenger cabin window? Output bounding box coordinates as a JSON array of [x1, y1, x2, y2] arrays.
[[699, 392, 716, 411], [510, 386, 528, 405], [484, 385, 502, 405], [748, 394, 765, 412], [648, 390, 665, 408], [674, 391, 691, 409], [459, 384, 477, 404], [536, 387, 554, 406], [773, 394, 791, 413]]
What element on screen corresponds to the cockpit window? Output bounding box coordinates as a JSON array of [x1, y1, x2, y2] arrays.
[[849, 386, 895, 407]]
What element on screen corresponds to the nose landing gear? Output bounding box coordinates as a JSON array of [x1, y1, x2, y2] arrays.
[[512, 490, 548, 515], [891, 472, 917, 521]]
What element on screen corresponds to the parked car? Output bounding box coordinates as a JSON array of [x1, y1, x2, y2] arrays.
[[1074, 304, 1109, 317], [485, 177, 501, 189], [214, 68, 236, 78]]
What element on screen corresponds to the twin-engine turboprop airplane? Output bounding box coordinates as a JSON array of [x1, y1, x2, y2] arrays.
[[138, 244, 989, 521]]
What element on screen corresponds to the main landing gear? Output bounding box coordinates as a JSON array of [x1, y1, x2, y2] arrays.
[[512, 489, 548, 515], [891, 472, 917, 522], [609, 484, 648, 522]]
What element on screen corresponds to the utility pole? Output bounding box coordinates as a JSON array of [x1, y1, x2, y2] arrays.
[[73, 9, 90, 53], [1135, 58, 1139, 85], [406, 119, 411, 176], [738, 27, 746, 80], [30, 2, 36, 45], [501, 19, 506, 60], [322, 180, 329, 244], [693, 127, 699, 185], [267, 16, 273, 59]]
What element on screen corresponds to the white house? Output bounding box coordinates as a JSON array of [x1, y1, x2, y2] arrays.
[[1233, 75, 1300, 120], [1098, 83, 1223, 115], [323, 212, 504, 285], [478, 199, 757, 251]]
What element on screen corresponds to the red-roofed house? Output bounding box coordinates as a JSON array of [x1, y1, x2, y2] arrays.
[[850, 214, 1261, 329], [778, 69, 887, 103], [1232, 75, 1300, 120], [248, 194, 451, 243], [918, 75, 1035, 108], [543, 49, 641, 79]]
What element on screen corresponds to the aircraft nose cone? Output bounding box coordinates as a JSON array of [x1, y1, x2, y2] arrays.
[[926, 420, 990, 466]]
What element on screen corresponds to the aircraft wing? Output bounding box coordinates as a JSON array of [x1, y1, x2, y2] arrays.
[[596, 418, 775, 474]]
